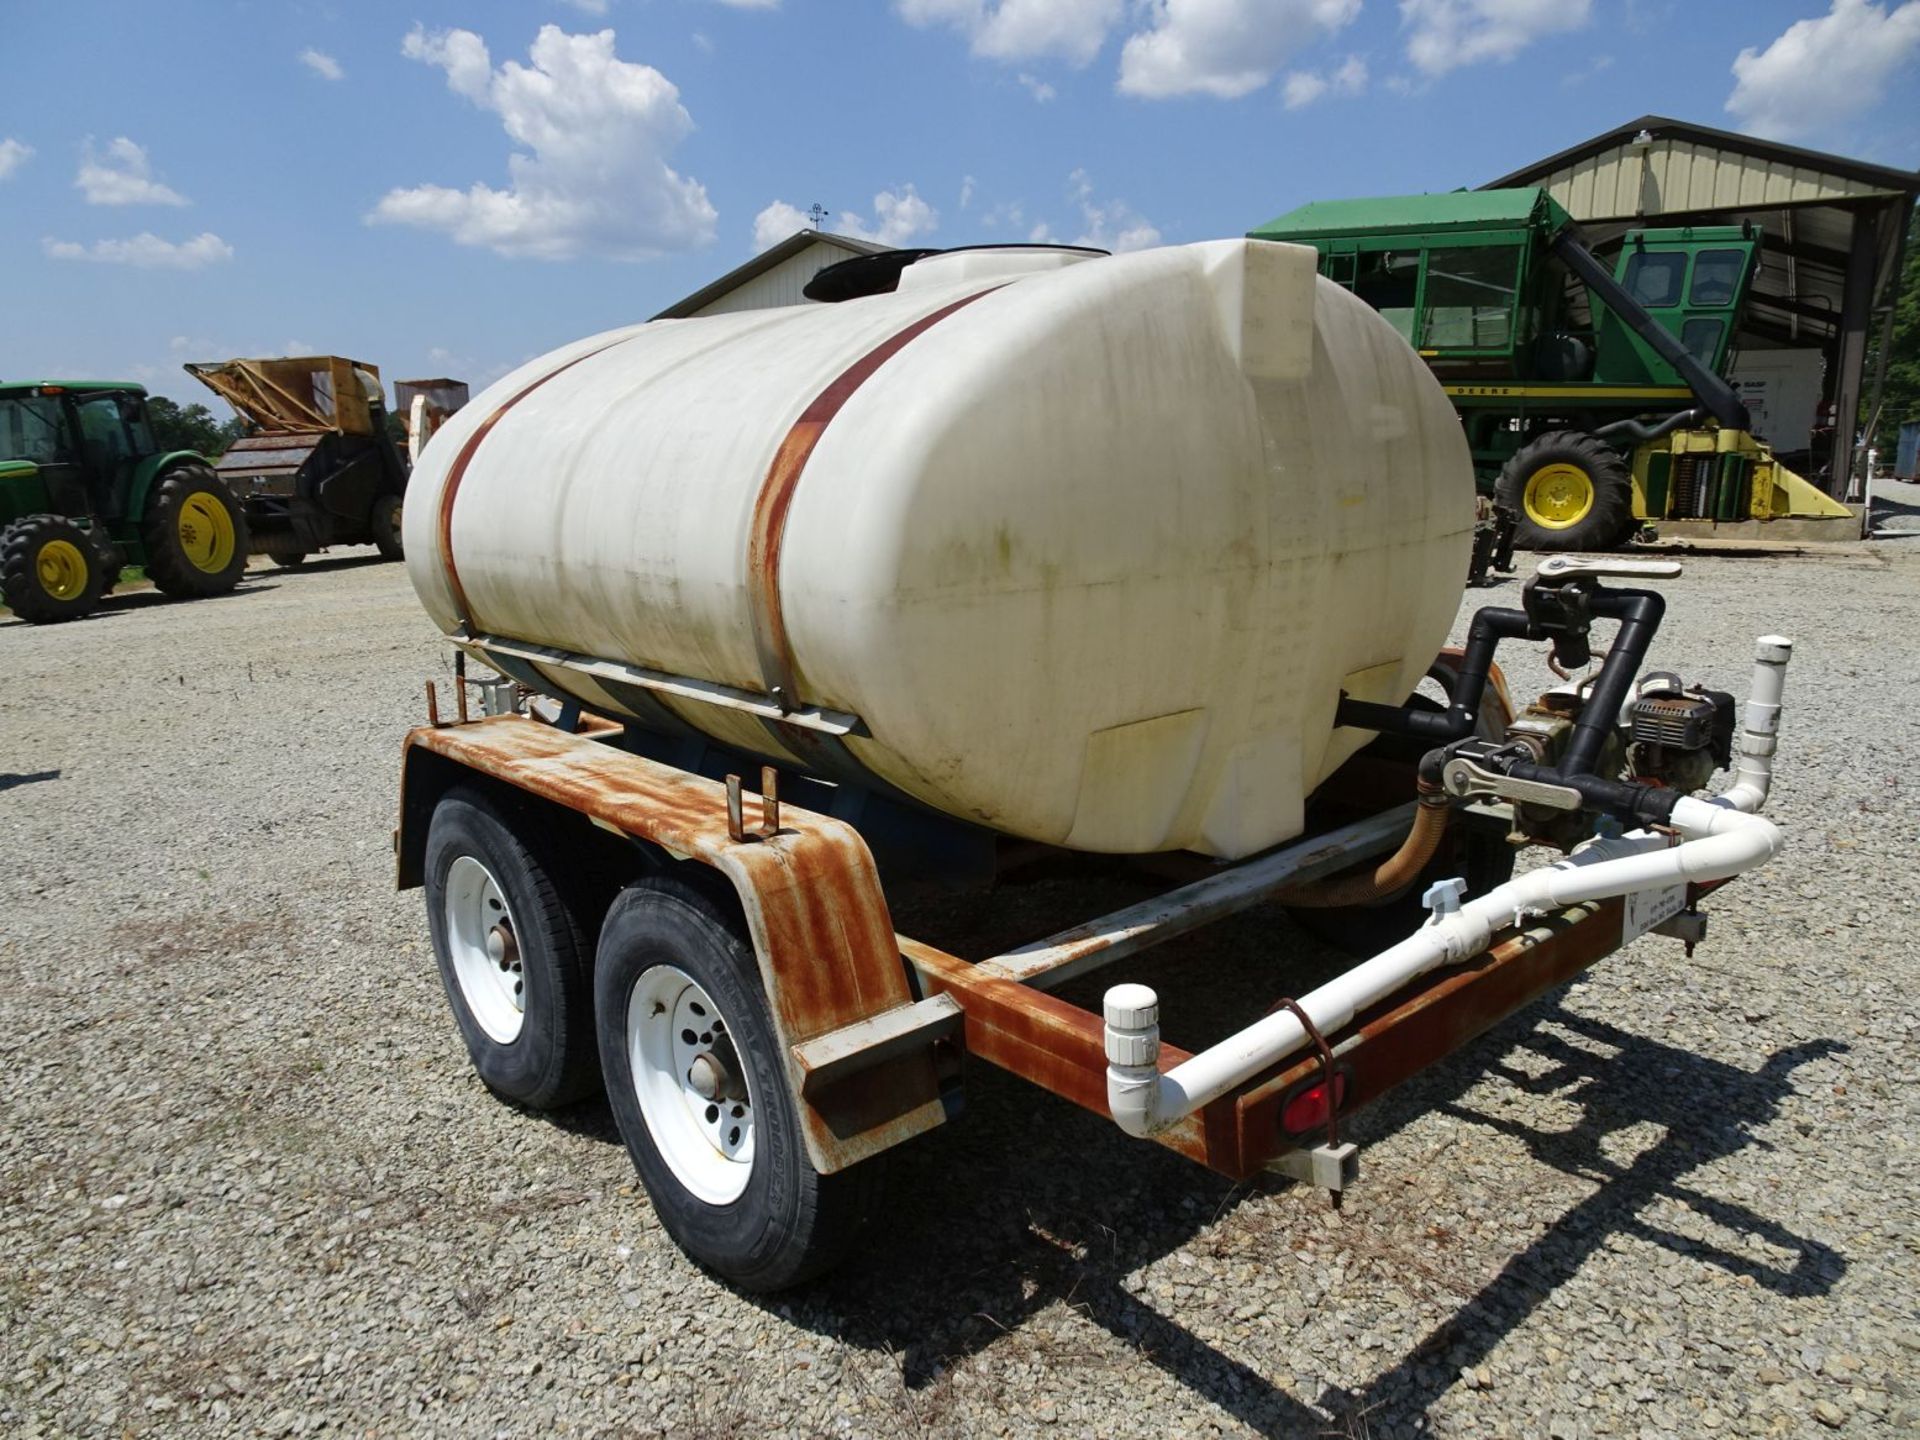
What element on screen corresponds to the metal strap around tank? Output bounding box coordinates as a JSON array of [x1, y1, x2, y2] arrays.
[[744, 287, 1005, 716], [437, 338, 632, 636]]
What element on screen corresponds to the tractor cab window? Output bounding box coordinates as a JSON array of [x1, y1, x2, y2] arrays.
[[120, 396, 156, 454], [0, 395, 72, 465], [1689, 250, 1745, 307], [1681, 318, 1726, 370], [1354, 251, 1419, 343], [1622, 250, 1687, 308], [1419, 246, 1519, 351], [74, 393, 134, 468]]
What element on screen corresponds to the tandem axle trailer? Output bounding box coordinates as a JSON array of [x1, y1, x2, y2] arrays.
[[395, 558, 1792, 1290]]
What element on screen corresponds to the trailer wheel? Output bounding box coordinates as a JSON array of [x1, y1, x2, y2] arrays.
[[371, 494, 404, 562], [1495, 431, 1634, 552], [596, 873, 880, 1291], [265, 547, 309, 569], [0, 515, 106, 624], [142, 464, 250, 597], [425, 786, 599, 1108]]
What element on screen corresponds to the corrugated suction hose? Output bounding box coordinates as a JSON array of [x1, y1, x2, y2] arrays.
[[1279, 785, 1450, 909]]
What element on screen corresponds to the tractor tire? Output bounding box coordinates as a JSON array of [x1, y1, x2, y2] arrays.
[[0, 515, 105, 624], [142, 464, 249, 598], [371, 493, 404, 562], [265, 547, 309, 570], [1495, 431, 1635, 553]]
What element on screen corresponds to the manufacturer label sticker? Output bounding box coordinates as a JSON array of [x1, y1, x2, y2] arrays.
[[1622, 882, 1687, 943]]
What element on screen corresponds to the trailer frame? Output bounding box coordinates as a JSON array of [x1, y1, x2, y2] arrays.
[[395, 696, 1708, 1185]]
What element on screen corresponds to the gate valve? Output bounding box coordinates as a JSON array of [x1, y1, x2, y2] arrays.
[[1421, 877, 1468, 924]]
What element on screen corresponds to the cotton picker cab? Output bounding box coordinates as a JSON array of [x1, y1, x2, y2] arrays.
[[186, 356, 412, 568], [1251, 189, 1854, 553], [1, 380, 249, 623]]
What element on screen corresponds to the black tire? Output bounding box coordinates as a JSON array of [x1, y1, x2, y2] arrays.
[[371, 493, 404, 562], [142, 463, 250, 597], [425, 786, 600, 1109], [0, 515, 105, 624], [596, 873, 882, 1291], [1495, 430, 1635, 553], [265, 547, 309, 570]]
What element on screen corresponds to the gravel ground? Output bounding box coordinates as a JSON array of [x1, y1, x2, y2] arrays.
[[2, 524, 1917, 1440]]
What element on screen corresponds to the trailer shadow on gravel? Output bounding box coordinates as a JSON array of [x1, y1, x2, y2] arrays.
[[755, 928, 1848, 1438]]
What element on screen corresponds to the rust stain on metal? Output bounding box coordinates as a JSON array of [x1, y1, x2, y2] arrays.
[[745, 288, 1004, 709], [436, 339, 630, 634], [900, 936, 1215, 1166], [402, 716, 939, 1172], [1229, 898, 1629, 1178]]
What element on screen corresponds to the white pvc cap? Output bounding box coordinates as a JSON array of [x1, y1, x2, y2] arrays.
[[1104, 983, 1160, 1030]]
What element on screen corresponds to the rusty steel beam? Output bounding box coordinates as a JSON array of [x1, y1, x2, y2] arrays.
[[400, 711, 1690, 1189], [982, 803, 1416, 990]]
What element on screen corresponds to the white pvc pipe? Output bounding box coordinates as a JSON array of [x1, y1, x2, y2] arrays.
[[1104, 635, 1795, 1140], [1717, 635, 1791, 813]]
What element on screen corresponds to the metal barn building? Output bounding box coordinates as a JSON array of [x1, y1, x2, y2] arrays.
[[653, 230, 889, 320], [1486, 115, 1918, 495]]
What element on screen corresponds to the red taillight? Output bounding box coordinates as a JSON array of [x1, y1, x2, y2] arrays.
[[1281, 1072, 1347, 1136]]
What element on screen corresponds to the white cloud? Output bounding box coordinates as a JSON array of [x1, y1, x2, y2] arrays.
[[752, 199, 813, 252], [895, 0, 1123, 67], [960, 174, 977, 209], [1727, 0, 1920, 141], [0, 138, 31, 180], [1065, 169, 1160, 251], [76, 138, 188, 207], [43, 232, 233, 269], [1282, 52, 1367, 108], [1561, 52, 1614, 88], [981, 199, 1027, 230], [1401, 0, 1592, 76], [754, 185, 939, 252], [1017, 71, 1057, 101], [836, 185, 940, 246], [299, 48, 345, 81], [370, 24, 717, 261], [1118, 0, 1362, 99]]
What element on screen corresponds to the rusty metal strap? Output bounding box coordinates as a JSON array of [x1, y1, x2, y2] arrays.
[[1269, 997, 1339, 1151], [744, 287, 1004, 714], [436, 337, 633, 635]]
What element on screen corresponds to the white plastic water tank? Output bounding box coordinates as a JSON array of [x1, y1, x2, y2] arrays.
[[405, 240, 1473, 859]]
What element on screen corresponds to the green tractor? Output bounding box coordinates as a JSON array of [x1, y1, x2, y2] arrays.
[[0, 381, 249, 624], [1251, 188, 1853, 552]]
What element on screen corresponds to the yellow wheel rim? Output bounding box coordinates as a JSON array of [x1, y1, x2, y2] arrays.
[[177, 491, 237, 574], [1523, 462, 1595, 530], [36, 539, 90, 601]]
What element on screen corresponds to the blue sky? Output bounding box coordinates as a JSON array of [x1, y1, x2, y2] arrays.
[[4, 1, 1917, 405]]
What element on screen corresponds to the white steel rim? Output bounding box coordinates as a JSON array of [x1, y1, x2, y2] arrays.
[[444, 855, 525, 1044], [627, 965, 755, 1205]]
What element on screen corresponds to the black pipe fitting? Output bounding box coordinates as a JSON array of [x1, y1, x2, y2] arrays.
[[1335, 606, 1535, 743], [1555, 587, 1665, 779], [1504, 758, 1680, 826]]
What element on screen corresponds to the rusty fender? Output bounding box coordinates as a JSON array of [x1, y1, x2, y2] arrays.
[[396, 715, 948, 1175]]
